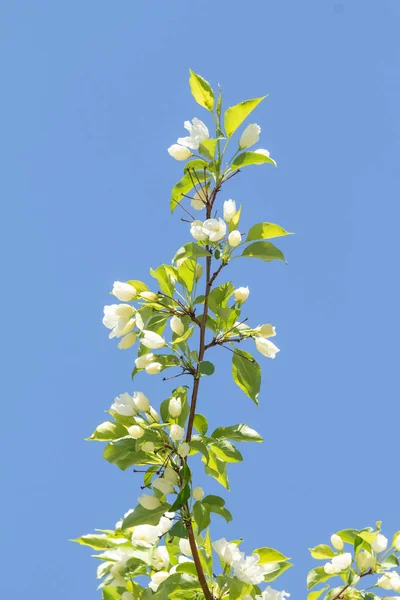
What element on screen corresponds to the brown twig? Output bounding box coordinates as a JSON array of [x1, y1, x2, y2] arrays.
[[330, 569, 373, 600]]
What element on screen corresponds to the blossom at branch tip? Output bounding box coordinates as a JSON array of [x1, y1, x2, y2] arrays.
[[170, 424, 185, 442], [191, 187, 208, 211], [131, 524, 160, 547], [135, 353, 155, 369], [190, 220, 208, 241], [138, 494, 161, 510], [213, 538, 241, 565], [110, 392, 137, 416], [153, 477, 175, 495], [255, 337, 280, 359], [103, 304, 136, 339], [149, 571, 170, 591], [152, 546, 170, 571], [323, 552, 352, 575], [142, 330, 166, 349], [169, 396, 182, 417], [193, 487, 204, 501], [356, 549, 376, 572], [163, 466, 180, 485], [177, 118, 209, 150], [255, 324, 276, 338], [234, 286, 250, 303], [232, 552, 272, 585], [117, 332, 137, 350], [371, 533, 388, 553], [145, 362, 162, 375], [378, 572, 400, 592], [228, 230, 242, 247], [202, 218, 227, 242], [170, 315, 185, 336], [223, 199, 237, 223], [112, 281, 137, 301], [158, 512, 175, 535], [168, 144, 191, 161], [128, 425, 144, 439], [133, 391, 150, 412], [239, 123, 261, 149], [177, 442, 190, 457]]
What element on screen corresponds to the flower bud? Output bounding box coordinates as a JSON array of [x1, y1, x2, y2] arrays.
[[223, 199, 237, 223], [228, 230, 242, 247], [194, 264, 203, 279], [111, 281, 137, 302], [145, 362, 162, 375], [371, 533, 388, 553], [148, 406, 160, 423], [142, 330, 165, 349], [153, 477, 175, 495], [190, 220, 208, 241], [117, 332, 137, 350], [141, 441, 155, 453], [178, 442, 190, 457], [168, 144, 191, 161], [135, 353, 154, 369], [140, 291, 158, 301], [169, 396, 182, 418], [234, 286, 249, 303], [255, 337, 280, 359], [170, 316, 185, 336], [179, 538, 193, 557], [331, 534, 344, 551], [239, 123, 261, 149], [356, 550, 376, 572], [170, 424, 185, 442], [128, 425, 144, 439], [257, 324, 276, 338], [193, 487, 204, 502], [163, 466, 180, 484], [133, 391, 150, 412], [138, 494, 161, 510]]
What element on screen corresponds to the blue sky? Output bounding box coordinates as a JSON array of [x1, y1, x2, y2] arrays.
[[1, 1, 400, 598]]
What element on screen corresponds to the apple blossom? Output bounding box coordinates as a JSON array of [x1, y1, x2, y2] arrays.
[[228, 230, 242, 247], [193, 486, 204, 501], [239, 123, 261, 149], [190, 187, 208, 210], [213, 538, 241, 565], [170, 315, 185, 336], [234, 286, 250, 303], [179, 538, 193, 557], [145, 361, 162, 374], [142, 330, 165, 349], [138, 494, 161, 510], [177, 117, 209, 150], [170, 424, 185, 441], [134, 353, 154, 369], [356, 550, 376, 572], [103, 304, 136, 338], [152, 546, 170, 571], [158, 513, 175, 535], [168, 144, 191, 161], [254, 148, 271, 157], [223, 199, 237, 223], [323, 553, 352, 575], [255, 336, 280, 359], [378, 572, 400, 592], [153, 477, 175, 495], [256, 324, 276, 338], [133, 391, 150, 412], [149, 571, 170, 591], [232, 553, 270, 585], [169, 396, 182, 417], [131, 524, 160, 546], [110, 392, 137, 416], [330, 533, 344, 551], [148, 406, 160, 422], [258, 587, 291, 600], [371, 533, 388, 553], [190, 220, 208, 241], [140, 291, 158, 301], [112, 281, 137, 301], [127, 425, 144, 439], [163, 466, 180, 485], [117, 332, 137, 349], [177, 442, 190, 457], [202, 218, 226, 242]]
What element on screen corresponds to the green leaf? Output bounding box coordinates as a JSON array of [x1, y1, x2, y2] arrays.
[[228, 204, 242, 232], [202, 448, 229, 489], [173, 242, 211, 262], [307, 567, 334, 590], [177, 259, 197, 293], [227, 577, 253, 600], [122, 503, 170, 529], [103, 587, 126, 600], [264, 561, 293, 582], [203, 494, 225, 507], [208, 282, 235, 314], [190, 439, 210, 463], [144, 313, 168, 335], [172, 327, 194, 347], [150, 264, 178, 295], [232, 151, 276, 169], [241, 241, 286, 263], [337, 529, 359, 544], [224, 96, 267, 137], [381, 554, 399, 569], [175, 562, 198, 577], [170, 173, 195, 213], [126, 279, 149, 294], [183, 158, 209, 173], [212, 439, 243, 463], [193, 501, 211, 532], [193, 414, 208, 436], [211, 423, 263, 443], [307, 586, 329, 600], [72, 534, 115, 550], [103, 440, 157, 471], [254, 547, 290, 563], [87, 421, 128, 441], [198, 139, 218, 160], [309, 544, 335, 560], [189, 70, 214, 111], [232, 349, 261, 403], [199, 360, 215, 376], [169, 520, 187, 539], [246, 222, 293, 242], [169, 484, 191, 512]]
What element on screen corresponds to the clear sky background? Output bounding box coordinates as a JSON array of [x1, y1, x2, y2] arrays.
[[1, 1, 400, 598]]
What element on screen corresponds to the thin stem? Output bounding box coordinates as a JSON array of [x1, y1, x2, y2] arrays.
[[330, 569, 373, 600]]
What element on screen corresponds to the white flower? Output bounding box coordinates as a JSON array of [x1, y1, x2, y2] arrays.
[[135, 353, 154, 369], [110, 392, 137, 416], [191, 187, 208, 210], [254, 148, 270, 157], [232, 553, 268, 585], [112, 281, 137, 301], [178, 442, 190, 457], [153, 477, 175, 495], [223, 199, 237, 223], [158, 512, 175, 535], [169, 396, 182, 417], [371, 533, 388, 553], [239, 123, 261, 149], [138, 494, 161, 510], [193, 487, 204, 502], [170, 316, 185, 336], [128, 425, 144, 439], [142, 441, 155, 453], [142, 330, 166, 349], [259, 587, 291, 600], [152, 546, 170, 571], [140, 291, 158, 301], [255, 337, 280, 359], [179, 538, 193, 557], [103, 304, 136, 338], [323, 553, 352, 575], [356, 550, 376, 572], [177, 118, 209, 150], [228, 230, 242, 247], [163, 466, 180, 485], [121, 593, 135, 600], [170, 424, 185, 442], [330, 534, 344, 551], [256, 324, 276, 338], [148, 406, 160, 422], [213, 538, 241, 565], [202, 218, 226, 242], [131, 524, 160, 546], [118, 332, 137, 349], [133, 391, 150, 412], [190, 220, 208, 241], [149, 571, 170, 591], [234, 286, 250, 303], [146, 362, 162, 374], [378, 572, 400, 592], [168, 144, 191, 161]]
